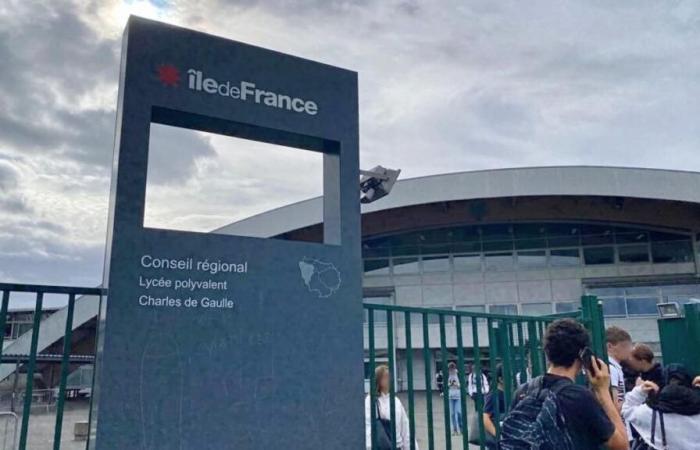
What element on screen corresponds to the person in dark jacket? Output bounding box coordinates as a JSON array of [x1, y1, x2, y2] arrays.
[[626, 343, 664, 388]]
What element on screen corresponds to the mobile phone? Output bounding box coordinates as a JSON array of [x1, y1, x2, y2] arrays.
[[579, 347, 595, 374]]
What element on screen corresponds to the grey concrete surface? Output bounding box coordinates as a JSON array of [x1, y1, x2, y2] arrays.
[[0, 393, 486, 450]]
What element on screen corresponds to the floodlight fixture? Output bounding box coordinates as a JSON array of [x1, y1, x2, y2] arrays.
[[360, 165, 401, 204], [657, 302, 681, 318]]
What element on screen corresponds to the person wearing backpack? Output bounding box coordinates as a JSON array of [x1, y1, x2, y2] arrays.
[[622, 366, 700, 450], [364, 365, 418, 450], [499, 319, 629, 450], [483, 364, 507, 449]]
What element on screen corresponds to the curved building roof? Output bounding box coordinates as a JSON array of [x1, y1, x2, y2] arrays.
[[217, 166, 700, 238]]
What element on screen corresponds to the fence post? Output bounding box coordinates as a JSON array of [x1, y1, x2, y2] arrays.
[[54, 293, 76, 450], [581, 295, 607, 362], [527, 321, 543, 377], [684, 304, 700, 374]]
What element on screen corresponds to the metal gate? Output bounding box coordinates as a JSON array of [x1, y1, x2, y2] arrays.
[[365, 295, 606, 450], [0, 283, 103, 450], [0, 282, 605, 450]]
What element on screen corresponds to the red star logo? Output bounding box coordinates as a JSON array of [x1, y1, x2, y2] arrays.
[[156, 64, 180, 87]]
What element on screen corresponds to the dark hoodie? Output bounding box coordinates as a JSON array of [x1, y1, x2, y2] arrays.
[[647, 364, 700, 416], [639, 363, 665, 389]]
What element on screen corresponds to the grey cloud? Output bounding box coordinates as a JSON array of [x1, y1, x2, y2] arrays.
[[0, 1, 118, 168], [148, 124, 217, 185], [0, 158, 32, 213], [1, 0, 700, 287], [0, 159, 19, 190]]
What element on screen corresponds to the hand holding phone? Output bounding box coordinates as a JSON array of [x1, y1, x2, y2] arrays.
[[579, 347, 594, 374]]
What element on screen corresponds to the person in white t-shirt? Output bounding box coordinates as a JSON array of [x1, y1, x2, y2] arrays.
[[467, 365, 490, 400], [365, 365, 419, 450], [606, 326, 633, 412]]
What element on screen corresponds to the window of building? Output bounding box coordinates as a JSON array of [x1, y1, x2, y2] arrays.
[[546, 224, 581, 247], [393, 257, 420, 275], [456, 305, 487, 323], [364, 259, 390, 276], [521, 303, 552, 315], [550, 248, 580, 267], [453, 254, 481, 272], [555, 302, 577, 313], [548, 235, 580, 247], [601, 297, 626, 317], [583, 247, 614, 265], [581, 225, 614, 245], [616, 231, 648, 244], [489, 304, 518, 315], [484, 252, 514, 272], [517, 250, 547, 269], [651, 241, 694, 264], [363, 296, 392, 324], [618, 244, 650, 263], [626, 297, 659, 316], [624, 286, 658, 296], [422, 255, 450, 272], [456, 305, 486, 314], [427, 307, 454, 324]]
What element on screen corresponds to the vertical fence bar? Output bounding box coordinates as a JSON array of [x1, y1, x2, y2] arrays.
[[527, 321, 543, 377], [487, 319, 500, 437], [368, 308, 378, 450], [86, 294, 102, 450], [387, 311, 397, 450], [471, 317, 486, 450], [439, 315, 452, 450], [53, 293, 76, 450], [499, 321, 514, 409], [0, 290, 10, 360], [18, 291, 44, 450], [537, 321, 547, 371], [455, 316, 468, 450], [516, 322, 526, 384], [404, 312, 416, 450], [422, 313, 435, 450], [582, 295, 607, 362], [507, 322, 519, 386]]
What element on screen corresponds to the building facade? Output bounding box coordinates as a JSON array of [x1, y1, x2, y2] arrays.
[[219, 166, 700, 389]]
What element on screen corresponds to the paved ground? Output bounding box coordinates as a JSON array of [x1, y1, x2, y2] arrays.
[[0, 400, 89, 450], [398, 391, 482, 450], [0, 392, 485, 449]]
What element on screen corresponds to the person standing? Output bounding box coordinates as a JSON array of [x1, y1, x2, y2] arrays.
[[436, 370, 444, 396], [515, 360, 532, 387], [447, 362, 463, 436], [499, 319, 629, 450], [606, 326, 633, 410], [627, 343, 663, 387], [365, 365, 418, 450], [482, 364, 506, 449], [468, 366, 490, 401], [622, 367, 700, 449]]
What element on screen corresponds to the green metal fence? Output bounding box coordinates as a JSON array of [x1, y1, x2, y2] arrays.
[[0, 283, 103, 450], [365, 295, 606, 450], [0, 281, 605, 450], [658, 302, 700, 375]]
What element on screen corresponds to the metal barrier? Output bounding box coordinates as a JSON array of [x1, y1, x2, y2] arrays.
[[365, 295, 605, 450], [658, 302, 700, 374], [0, 283, 103, 450], [0, 412, 18, 450], [0, 281, 604, 450]]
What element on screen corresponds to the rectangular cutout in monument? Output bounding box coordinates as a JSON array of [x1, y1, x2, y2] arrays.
[[144, 123, 323, 239]]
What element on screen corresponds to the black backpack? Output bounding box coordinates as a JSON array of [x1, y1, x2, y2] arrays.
[[499, 376, 575, 450], [631, 409, 667, 450]]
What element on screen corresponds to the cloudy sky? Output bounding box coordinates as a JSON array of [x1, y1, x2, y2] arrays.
[[0, 0, 698, 287]]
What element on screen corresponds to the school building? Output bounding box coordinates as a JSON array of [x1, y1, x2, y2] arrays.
[[219, 166, 700, 389]]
